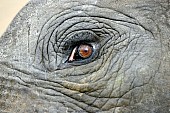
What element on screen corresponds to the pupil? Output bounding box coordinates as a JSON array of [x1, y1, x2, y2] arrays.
[[84, 49, 88, 52]]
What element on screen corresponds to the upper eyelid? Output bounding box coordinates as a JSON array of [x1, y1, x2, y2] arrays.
[[63, 32, 99, 45], [62, 32, 99, 53]]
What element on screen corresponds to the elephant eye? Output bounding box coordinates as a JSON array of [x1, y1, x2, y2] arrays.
[[68, 44, 93, 62], [63, 32, 100, 66]]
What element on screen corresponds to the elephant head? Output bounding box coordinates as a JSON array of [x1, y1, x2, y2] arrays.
[[0, 0, 170, 112]]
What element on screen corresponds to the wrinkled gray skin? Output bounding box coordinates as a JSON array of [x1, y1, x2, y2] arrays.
[[0, 0, 170, 113]]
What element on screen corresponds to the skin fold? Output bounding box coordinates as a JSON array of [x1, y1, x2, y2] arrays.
[[0, 0, 170, 112]]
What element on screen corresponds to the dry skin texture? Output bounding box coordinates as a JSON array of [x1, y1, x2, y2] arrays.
[[0, 0, 170, 113]]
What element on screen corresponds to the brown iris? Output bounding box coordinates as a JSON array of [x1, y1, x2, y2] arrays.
[[78, 44, 92, 58], [68, 44, 93, 62]]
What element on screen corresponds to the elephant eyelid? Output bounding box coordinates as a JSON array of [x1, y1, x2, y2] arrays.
[[63, 32, 99, 50]]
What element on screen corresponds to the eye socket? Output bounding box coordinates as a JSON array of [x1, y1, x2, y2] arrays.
[[68, 44, 93, 62]]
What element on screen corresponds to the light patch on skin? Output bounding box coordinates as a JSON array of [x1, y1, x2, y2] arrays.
[[114, 75, 123, 87], [138, 67, 149, 76], [93, 0, 98, 4], [78, 93, 84, 97], [0, 49, 8, 58]]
